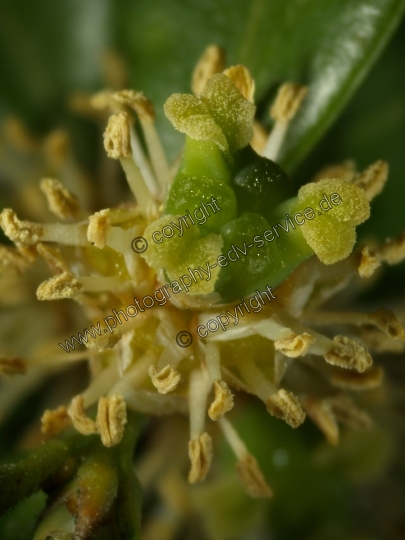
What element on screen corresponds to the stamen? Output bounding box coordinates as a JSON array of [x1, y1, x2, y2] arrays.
[[85, 332, 122, 352], [189, 369, 210, 440], [39, 178, 80, 219], [250, 120, 268, 154], [208, 380, 234, 421], [253, 315, 298, 342], [223, 65, 255, 102], [221, 366, 252, 394], [140, 120, 171, 192], [260, 304, 372, 373], [301, 396, 339, 445], [353, 160, 388, 201], [149, 364, 182, 394], [89, 89, 117, 111], [36, 272, 84, 300], [358, 246, 381, 278], [266, 389, 306, 428], [87, 89, 158, 193], [103, 112, 154, 209], [263, 83, 307, 161], [0, 208, 89, 246], [41, 406, 71, 436], [359, 327, 405, 353], [274, 351, 287, 385], [36, 243, 68, 274], [376, 231, 405, 265], [192, 45, 225, 96], [67, 395, 98, 435], [115, 330, 134, 375], [271, 83, 308, 123], [312, 160, 357, 183], [218, 417, 273, 497], [95, 394, 127, 447], [324, 335, 372, 373], [236, 355, 304, 426], [87, 208, 139, 253], [326, 395, 372, 429], [80, 276, 127, 293], [304, 308, 405, 340], [204, 341, 222, 381], [109, 351, 156, 398], [188, 369, 212, 483], [330, 366, 383, 391], [0, 208, 44, 244], [130, 129, 158, 193], [37, 266, 126, 299], [274, 331, 315, 357], [112, 90, 170, 192], [236, 359, 277, 402], [188, 432, 213, 484]]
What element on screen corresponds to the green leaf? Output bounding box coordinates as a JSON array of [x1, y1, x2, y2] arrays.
[[0, 432, 98, 514], [0, 491, 47, 540], [112, 0, 405, 165], [295, 17, 405, 241]]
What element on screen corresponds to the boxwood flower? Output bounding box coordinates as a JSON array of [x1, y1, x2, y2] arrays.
[[1, 45, 405, 539]]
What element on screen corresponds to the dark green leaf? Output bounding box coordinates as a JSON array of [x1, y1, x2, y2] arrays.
[[0, 433, 98, 514], [0, 491, 47, 540], [112, 0, 405, 165]]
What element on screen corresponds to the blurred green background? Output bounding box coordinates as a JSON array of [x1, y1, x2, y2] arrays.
[[0, 1, 405, 539]]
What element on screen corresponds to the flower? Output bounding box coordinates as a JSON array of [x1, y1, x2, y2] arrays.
[[1, 45, 405, 539]]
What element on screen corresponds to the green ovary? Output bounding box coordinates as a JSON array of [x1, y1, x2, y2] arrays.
[[216, 212, 313, 302], [144, 75, 371, 303], [164, 174, 237, 232]]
